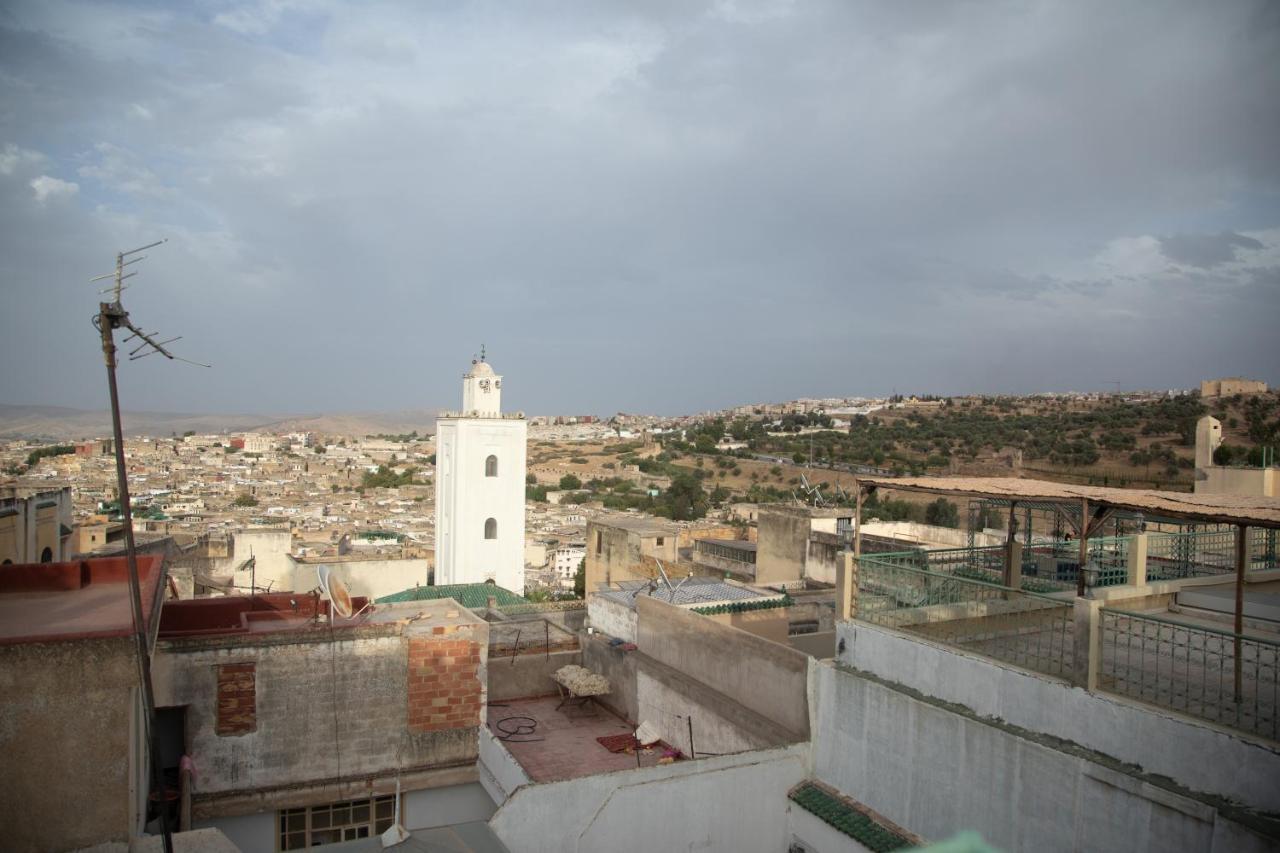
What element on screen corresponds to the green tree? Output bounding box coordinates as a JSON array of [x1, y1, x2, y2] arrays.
[[233, 494, 259, 507], [559, 473, 582, 490], [574, 558, 586, 598], [526, 473, 537, 484], [924, 498, 959, 528]]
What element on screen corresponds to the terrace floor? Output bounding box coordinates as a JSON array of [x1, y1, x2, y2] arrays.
[[486, 695, 683, 782]]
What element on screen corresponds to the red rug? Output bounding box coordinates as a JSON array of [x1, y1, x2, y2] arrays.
[[596, 733, 639, 753]]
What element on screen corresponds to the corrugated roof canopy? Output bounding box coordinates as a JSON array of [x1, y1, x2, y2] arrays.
[[857, 476, 1280, 528]]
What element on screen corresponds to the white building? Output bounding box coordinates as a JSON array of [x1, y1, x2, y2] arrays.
[[434, 356, 527, 590], [550, 544, 586, 590]]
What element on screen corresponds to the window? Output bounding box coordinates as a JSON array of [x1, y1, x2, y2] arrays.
[[279, 795, 396, 850], [484, 518, 497, 539], [40, 547, 53, 563], [485, 454, 498, 477], [595, 531, 602, 554], [655, 537, 664, 547]]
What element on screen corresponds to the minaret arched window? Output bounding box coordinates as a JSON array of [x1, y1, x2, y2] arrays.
[[484, 518, 498, 539], [485, 455, 498, 477]]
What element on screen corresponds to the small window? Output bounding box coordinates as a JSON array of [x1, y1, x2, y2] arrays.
[[40, 547, 53, 563], [596, 531, 603, 554], [655, 537, 664, 547], [485, 455, 498, 477], [484, 518, 497, 539]]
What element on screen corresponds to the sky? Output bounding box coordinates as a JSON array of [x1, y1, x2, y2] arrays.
[[1, 0, 1278, 417]]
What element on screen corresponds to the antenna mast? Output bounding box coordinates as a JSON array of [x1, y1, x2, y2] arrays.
[[91, 240, 205, 853]]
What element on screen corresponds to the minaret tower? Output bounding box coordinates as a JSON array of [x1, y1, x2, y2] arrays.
[[434, 350, 527, 591]]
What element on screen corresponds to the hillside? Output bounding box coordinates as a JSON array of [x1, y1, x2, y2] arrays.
[[0, 404, 441, 441]]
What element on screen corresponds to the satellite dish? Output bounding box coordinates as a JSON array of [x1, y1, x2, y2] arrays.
[[316, 565, 355, 620]]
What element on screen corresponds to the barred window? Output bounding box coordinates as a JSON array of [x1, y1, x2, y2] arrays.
[[279, 795, 396, 850]]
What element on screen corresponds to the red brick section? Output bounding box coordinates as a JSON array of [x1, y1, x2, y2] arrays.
[[407, 637, 482, 732], [216, 662, 257, 735]]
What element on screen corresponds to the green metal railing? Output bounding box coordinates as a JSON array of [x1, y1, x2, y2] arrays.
[[857, 556, 1074, 680], [1099, 608, 1279, 742]]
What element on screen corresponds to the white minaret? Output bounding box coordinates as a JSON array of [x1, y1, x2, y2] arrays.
[[434, 353, 527, 592]]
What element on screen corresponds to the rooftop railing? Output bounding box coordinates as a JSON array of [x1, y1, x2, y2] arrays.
[[1099, 607, 1279, 742], [857, 556, 1074, 681]]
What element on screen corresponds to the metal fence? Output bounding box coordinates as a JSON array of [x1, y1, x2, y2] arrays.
[[1098, 608, 1280, 742], [858, 556, 1074, 680]]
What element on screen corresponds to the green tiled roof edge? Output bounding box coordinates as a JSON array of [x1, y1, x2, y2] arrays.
[[375, 583, 529, 608], [789, 782, 914, 852]]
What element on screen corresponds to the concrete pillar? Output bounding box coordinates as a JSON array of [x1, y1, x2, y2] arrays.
[[1128, 533, 1148, 587], [837, 551, 856, 621], [1072, 597, 1102, 691]]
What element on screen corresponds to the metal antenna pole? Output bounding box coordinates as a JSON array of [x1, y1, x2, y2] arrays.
[[99, 298, 174, 853]]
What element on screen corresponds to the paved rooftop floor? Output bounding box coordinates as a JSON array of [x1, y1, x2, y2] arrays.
[[487, 695, 682, 782]]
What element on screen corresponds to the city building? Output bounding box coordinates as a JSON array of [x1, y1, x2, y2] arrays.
[[1201, 377, 1268, 398], [434, 355, 527, 591], [0, 484, 74, 564], [1195, 415, 1276, 497]]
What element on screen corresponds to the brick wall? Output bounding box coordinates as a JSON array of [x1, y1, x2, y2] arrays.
[[408, 636, 482, 732], [216, 662, 256, 735]]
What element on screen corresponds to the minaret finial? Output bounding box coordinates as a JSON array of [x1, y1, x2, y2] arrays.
[[480, 343, 486, 362]]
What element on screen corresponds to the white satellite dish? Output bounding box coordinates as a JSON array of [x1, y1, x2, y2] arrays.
[[316, 565, 355, 620]]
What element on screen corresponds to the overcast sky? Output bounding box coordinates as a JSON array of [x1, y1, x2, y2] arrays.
[[1, 1, 1277, 417]]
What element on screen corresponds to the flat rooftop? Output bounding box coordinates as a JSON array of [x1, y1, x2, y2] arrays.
[[0, 556, 165, 645], [590, 515, 681, 536], [158, 593, 484, 640], [695, 538, 758, 552], [488, 695, 684, 782], [595, 577, 779, 610]]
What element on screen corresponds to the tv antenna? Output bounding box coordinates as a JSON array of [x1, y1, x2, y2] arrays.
[[89, 238, 209, 853]]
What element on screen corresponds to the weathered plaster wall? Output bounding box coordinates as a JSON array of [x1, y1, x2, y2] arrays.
[[811, 661, 1278, 853], [0, 637, 139, 853], [487, 648, 581, 701], [637, 596, 809, 738], [489, 743, 808, 853], [836, 620, 1280, 815], [289, 557, 430, 601], [478, 728, 532, 806], [586, 594, 638, 642], [756, 507, 809, 587], [153, 619, 487, 816]]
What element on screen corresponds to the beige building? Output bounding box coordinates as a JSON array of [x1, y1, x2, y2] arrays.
[[1200, 377, 1268, 398], [1194, 415, 1276, 497], [585, 516, 681, 591], [0, 484, 74, 565]]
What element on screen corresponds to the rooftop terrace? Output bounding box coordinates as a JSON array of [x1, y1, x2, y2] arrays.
[[0, 555, 165, 644]]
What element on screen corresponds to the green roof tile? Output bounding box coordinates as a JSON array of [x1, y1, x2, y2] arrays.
[[375, 583, 528, 609], [789, 783, 915, 852]]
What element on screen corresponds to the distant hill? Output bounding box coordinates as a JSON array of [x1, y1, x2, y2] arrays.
[[0, 404, 440, 441]]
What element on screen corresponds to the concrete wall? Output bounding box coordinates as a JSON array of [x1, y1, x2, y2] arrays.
[[587, 594, 638, 643], [488, 648, 581, 701], [194, 811, 275, 853], [229, 528, 293, 591], [836, 620, 1280, 815], [756, 507, 809, 587], [859, 520, 1003, 549], [153, 619, 487, 817], [1198, 466, 1276, 498], [488, 743, 808, 853], [805, 535, 842, 585], [478, 728, 532, 806], [706, 608, 789, 644], [581, 634, 640, 723], [290, 556, 430, 601], [636, 596, 810, 738], [403, 782, 495, 829], [810, 661, 1277, 853], [0, 636, 141, 852]]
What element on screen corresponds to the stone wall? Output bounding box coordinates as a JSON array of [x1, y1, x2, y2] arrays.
[[0, 637, 141, 853]]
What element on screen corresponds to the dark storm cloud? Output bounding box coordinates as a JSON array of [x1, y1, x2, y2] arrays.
[[1158, 232, 1266, 268], [0, 0, 1278, 416]]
